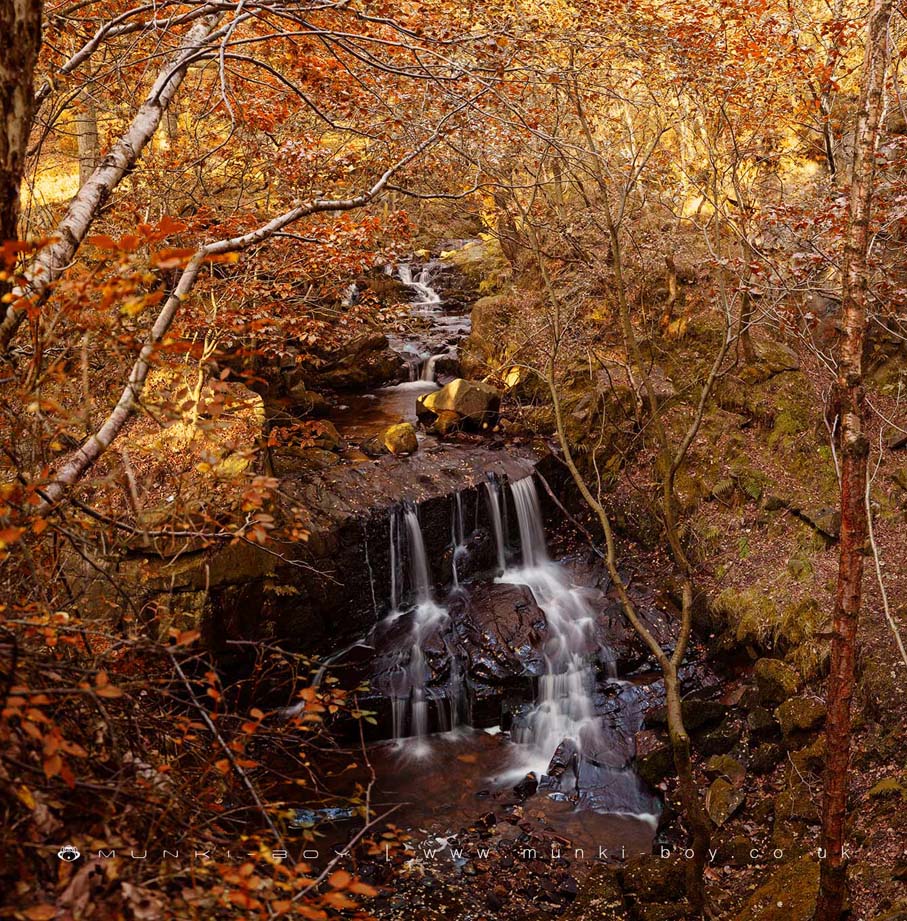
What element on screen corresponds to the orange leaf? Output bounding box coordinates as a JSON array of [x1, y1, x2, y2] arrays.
[[24, 906, 57, 920], [328, 870, 351, 889]]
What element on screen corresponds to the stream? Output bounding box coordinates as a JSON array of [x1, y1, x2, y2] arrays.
[[285, 254, 664, 903]]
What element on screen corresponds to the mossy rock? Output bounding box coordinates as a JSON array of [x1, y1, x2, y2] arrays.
[[754, 658, 801, 706], [697, 716, 742, 756], [712, 587, 777, 653], [645, 699, 728, 732], [734, 856, 819, 921], [704, 754, 746, 786], [712, 832, 757, 868], [747, 707, 780, 739], [790, 735, 826, 774], [774, 697, 826, 739], [706, 776, 746, 826], [750, 742, 783, 774], [775, 773, 820, 823], [636, 741, 675, 788], [382, 422, 418, 455]]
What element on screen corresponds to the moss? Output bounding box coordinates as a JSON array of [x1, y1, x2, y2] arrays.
[[754, 658, 801, 706], [712, 587, 778, 651], [734, 856, 819, 921], [775, 697, 826, 738], [868, 777, 907, 801]]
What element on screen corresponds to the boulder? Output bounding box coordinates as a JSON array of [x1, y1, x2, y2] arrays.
[[311, 420, 344, 452], [416, 378, 501, 430], [706, 776, 746, 827], [747, 706, 779, 739], [432, 410, 462, 437], [734, 857, 819, 921], [754, 658, 801, 706], [448, 582, 546, 687], [774, 697, 826, 740], [382, 422, 418, 455]]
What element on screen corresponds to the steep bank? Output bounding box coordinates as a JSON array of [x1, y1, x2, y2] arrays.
[[455, 241, 907, 920]]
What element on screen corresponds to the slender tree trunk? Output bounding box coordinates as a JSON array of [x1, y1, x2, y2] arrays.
[[75, 89, 99, 185], [815, 1, 892, 918], [0, 0, 42, 244]]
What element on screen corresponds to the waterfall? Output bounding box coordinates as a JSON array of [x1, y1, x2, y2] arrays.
[[484, 476, 507, 573], [501, 476, 610, 775], [389, 504, 450, 745], [510, 476, 547, 569]]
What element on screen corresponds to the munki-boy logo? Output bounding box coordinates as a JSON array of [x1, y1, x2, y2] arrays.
[[57, 846, 80, 862]]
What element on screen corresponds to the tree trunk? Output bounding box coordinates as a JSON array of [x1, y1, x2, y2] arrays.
[[75, 89, 99, 185], [0, 10, 225, 354], [815, 1, 892, 918], [0, 0, 42, 244]]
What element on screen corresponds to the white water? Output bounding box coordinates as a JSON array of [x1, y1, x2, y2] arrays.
[[499, 477, 611, 778], [396, 262, 465, 384], [484, 477, 507, 574], [389, 505, 450, 747]]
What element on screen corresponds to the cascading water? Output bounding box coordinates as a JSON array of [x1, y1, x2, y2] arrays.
[[484, 476, 507, 574], [501, 477, 612, 777], [396, 262, 463, 384], [388, 504, 450, 745]]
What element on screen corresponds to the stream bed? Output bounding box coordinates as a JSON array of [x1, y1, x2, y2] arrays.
[[275, 255, 673, 911]]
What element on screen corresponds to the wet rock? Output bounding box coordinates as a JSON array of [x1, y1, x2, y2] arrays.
[[696, 716, 742, 756], [706, 776, 746, 827], [311, 419, 344, 452], [448, 581, 546, 695], [382, 422, 418, 455], [754, 658, 801, 706], [635, 731, 674, 787], [272, 446, 342, 471], [305, 332, 407, 391], [774, 697, 825, 740], [513, 772, 539, 800], [417, 378, 501, 430], [734, 856, 820, 921], [360, 435, 389, 457]]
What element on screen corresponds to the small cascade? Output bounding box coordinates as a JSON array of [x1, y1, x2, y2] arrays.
[[484, 476, 507, 573], [501, 476, 611, 776], [389, 504, 450, 745], [398, 263, 442, 310]]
